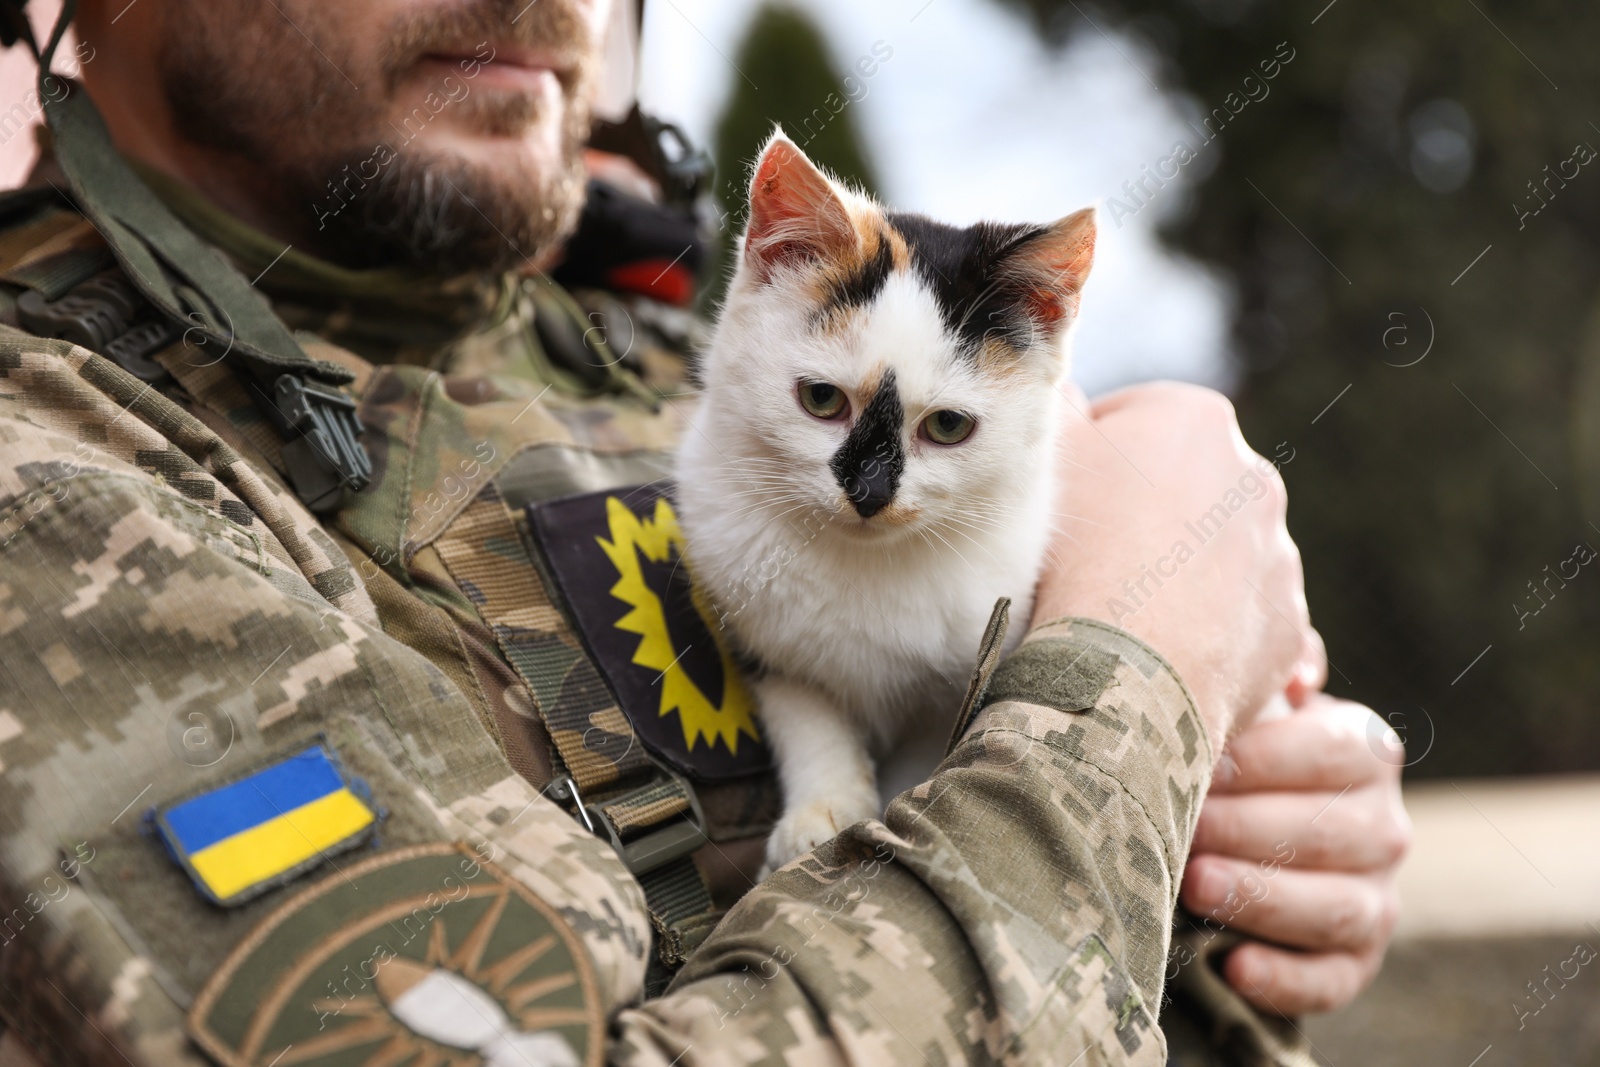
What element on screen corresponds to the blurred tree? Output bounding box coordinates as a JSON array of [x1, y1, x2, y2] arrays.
[[704, 4, 881, 310], [994, 0, 1600, 777]]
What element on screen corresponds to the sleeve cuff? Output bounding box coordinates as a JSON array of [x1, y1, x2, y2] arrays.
[[960, 615, 1214, 880]]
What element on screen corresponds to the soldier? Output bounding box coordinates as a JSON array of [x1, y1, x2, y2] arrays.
[[0, 0, 1406, 1064]]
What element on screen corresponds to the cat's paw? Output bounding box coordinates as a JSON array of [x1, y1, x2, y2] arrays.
[[764, 798, 876, 871]]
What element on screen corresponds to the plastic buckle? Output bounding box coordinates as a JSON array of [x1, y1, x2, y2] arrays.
[[647, 117, 712, 207], [575, 773, 708, 876], [16, 271, 181, 384], [273, 374, 372, 514]]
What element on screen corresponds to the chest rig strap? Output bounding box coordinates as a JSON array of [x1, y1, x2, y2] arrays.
[[433, 482, 719, 991], [15, 0, 370, 513], [2, 242, 179, 383]]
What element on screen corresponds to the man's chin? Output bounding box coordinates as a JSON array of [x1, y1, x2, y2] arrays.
[[300, 126, 584, 274], [411, 122, 568, 177]]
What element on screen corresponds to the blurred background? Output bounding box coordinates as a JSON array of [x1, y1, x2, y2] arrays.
[[633, 0, 1600, 780], [2, 0, 1595, 1059], [633, 0, 1600, 1060]]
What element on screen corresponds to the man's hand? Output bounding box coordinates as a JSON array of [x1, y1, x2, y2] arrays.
[[1032, 382, 1323, 751], [1181, 695, 1411, 1015]]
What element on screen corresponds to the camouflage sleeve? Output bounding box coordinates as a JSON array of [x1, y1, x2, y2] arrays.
[[611, 616, 1213, 1066]]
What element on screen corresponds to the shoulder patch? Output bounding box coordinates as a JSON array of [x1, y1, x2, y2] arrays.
[[528, 481, 771, 781], [154, 744, 379, 907], [189, 842, 603, 1067]]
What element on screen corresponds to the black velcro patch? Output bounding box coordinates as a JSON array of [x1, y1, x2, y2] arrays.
[[528, 482, 770, 781], [982, 637, 1122, 715]]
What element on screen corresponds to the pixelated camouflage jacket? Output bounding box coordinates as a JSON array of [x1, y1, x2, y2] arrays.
[[0, 172, 1312, 1066]]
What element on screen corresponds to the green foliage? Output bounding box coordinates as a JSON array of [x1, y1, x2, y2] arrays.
[[995, 0, 1600, 777], [704, 4, 881, 309]]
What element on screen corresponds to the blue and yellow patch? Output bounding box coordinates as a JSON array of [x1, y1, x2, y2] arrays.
[[155, 745, 378, 907]]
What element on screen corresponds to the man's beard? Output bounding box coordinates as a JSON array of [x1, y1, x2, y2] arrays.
[[157, 0, 597, 275]]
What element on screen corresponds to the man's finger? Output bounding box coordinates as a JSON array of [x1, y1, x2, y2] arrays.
[[1181, 857, 1398, 954], [1192, 786, 1409, 870], [1221, 941, 1382, 1017], [1209, 697, 1395, 794]]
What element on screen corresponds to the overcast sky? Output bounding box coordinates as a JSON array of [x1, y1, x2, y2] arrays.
[[637, 0, 1236, 396]]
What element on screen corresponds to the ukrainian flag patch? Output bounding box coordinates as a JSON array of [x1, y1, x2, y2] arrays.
[[155, 744, 378, 907]]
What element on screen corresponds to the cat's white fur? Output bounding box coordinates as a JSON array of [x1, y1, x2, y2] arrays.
[[675, 135, 1091, 870]]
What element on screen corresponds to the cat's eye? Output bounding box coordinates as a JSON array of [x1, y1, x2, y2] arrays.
[[922, 409, 976, 445], [798, 381, 848, 420]]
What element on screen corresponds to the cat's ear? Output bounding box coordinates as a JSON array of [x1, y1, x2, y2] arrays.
[[743, 130, 858, 283], [1002, 207, 1097, 333]]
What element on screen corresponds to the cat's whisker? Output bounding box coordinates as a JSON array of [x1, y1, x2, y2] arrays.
[[934, 518, 1011, 543], [716, 472, 805, 491], [918, 523, 992, 576], [716, 483, 812, 502], [1042, 511, 1113, 531], [733, 491, 814, 505], [934, 506, 1025, 534], [719, 486, 804, 505], [1042, 527, 1085, 552]]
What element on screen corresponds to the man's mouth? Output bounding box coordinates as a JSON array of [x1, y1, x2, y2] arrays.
[[416, 43, 571, 92]]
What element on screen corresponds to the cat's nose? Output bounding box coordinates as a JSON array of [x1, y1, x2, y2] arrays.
[[843, 473, 894, 517]]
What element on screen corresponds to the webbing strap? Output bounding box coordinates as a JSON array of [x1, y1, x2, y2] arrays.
[[599, 778, 691, 838], [639, 860, 717, 996], [1, 243, 109, 298], [432, 482, 719, 982], [433, 482, 653, 793], [639, 861, 715, 942]]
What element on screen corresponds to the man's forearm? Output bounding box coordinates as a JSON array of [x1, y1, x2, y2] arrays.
[[612, 617, 1212, 1065]]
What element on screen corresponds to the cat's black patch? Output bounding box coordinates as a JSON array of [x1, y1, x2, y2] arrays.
[[817, 235, 894, 320], [831, 369, 905, 517], [886, 211, 1049, 355]]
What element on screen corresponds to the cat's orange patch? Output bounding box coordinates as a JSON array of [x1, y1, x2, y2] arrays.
[[854, 363, 891, 403], [974, 314, 1072, 374], [976, 336, 1031, 376], [805, 205, 909, 330], [878, 218, 911, 272], [872, 501, 922, 526]]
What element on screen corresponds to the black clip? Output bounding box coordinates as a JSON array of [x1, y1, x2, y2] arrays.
[[16, 270, 181, 384], [648, 117, 712, 207], [271, 374, 372, 514]]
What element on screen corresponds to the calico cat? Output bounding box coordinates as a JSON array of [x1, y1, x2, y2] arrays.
[[675, 132, 1096, 870]]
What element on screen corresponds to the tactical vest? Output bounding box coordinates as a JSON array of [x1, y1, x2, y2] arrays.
[[0, 0, 774, 1027]]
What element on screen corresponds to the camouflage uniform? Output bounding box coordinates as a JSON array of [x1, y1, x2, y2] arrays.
[[0, 71, 1313, 1067]]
